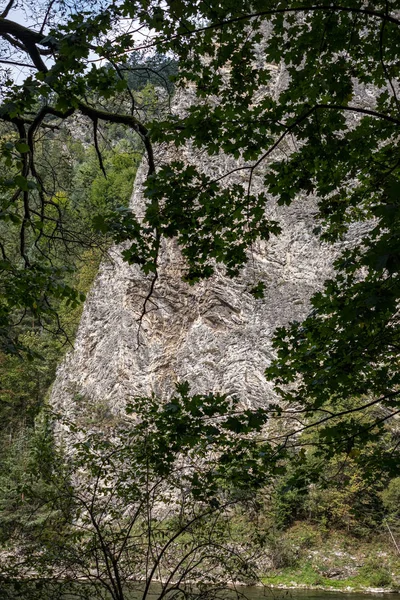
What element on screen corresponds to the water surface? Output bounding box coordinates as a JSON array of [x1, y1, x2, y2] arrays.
[[2, 581, 399, 600]]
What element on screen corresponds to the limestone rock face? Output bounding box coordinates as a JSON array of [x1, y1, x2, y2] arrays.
[[50, 88, 341, 416]]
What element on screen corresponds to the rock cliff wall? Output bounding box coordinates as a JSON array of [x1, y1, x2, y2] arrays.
[[50, 87, 341, 417]]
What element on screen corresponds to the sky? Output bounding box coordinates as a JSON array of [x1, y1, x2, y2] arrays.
[[0, 1, 154, 86]]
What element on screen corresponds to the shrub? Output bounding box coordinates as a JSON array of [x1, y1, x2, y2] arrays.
[[359, 560, 393, 588], [382, 477, 400, 519], [266, 531, 299, 569]]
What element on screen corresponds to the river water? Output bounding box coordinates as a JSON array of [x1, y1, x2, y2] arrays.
[[2, 582, 400, 600], [239, 590, 400, 600]]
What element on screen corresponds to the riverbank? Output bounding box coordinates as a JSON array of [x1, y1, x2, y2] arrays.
[[261, 577, 399, 594], [260, 524, 400, 594]]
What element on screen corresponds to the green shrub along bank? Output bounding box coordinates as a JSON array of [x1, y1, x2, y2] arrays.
[[261, 524, 400, 590], [256, 421, 400, 589], [226, 421, 400, 590]]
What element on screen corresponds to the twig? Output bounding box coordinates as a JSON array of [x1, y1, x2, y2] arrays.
[[384, 519, 400, 555]]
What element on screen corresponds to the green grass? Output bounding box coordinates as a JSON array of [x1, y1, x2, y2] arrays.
[[262, 561, 395, 591]]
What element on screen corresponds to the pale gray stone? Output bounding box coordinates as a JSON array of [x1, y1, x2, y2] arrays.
[[50, 84, 359, 417]]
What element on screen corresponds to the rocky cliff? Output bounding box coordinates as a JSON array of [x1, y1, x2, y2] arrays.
[[50, 86, 342, 417]]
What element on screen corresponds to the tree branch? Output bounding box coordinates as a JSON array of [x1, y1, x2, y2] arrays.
[[268, 389, 400, 446], [173, 4, 400, 37], [0, 58, 36, 68], [39, 0, 57, 35], [0, 17, 54, 71], [92, 117, 107, 179], [91, 4, 400, 59], [0, 0, 15, 19]]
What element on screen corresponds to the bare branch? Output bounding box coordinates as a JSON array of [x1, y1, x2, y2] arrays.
[[0, 0, 15, 19], [0, 57, 36, 67], [136, 265, 158, 349], [93, 117, 107, 178], [39, 0, 57, 35]]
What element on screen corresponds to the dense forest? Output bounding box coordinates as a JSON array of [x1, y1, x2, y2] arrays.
[[0, 1, 400, 598]]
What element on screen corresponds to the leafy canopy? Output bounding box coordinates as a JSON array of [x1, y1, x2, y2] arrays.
[[0, 0, 400, 456]]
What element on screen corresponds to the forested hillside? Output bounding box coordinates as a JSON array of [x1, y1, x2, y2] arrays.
[[0, 1, 400, 598], [0, 120, 141, 538]]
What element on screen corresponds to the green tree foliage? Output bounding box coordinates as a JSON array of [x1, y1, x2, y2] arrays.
[[382, 477, 400, 521], [259, 398, 399, 537], [265, 442, 387, 536], [125, 53, 178, 93], [0, 414, 60, 546], [0, 0, 399, 430], [1, 385, 275, 599], [0, 3, 160, 351], [0, 132, 139, 425], [1, 0, 400, 548], [0, 133, 140, 554]]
